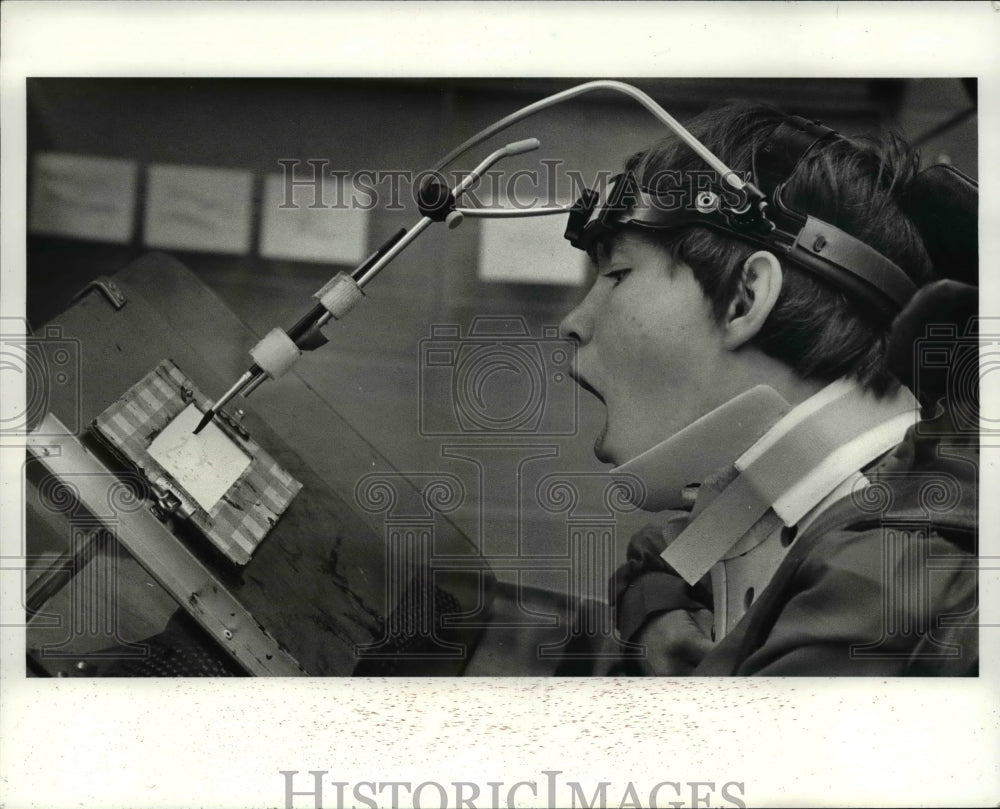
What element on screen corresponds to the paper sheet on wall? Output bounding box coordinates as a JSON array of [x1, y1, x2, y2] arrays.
[[478, 212, 588, 286], [259, 173, 370, 264], [147, 404, 252, 512], [29, 152, 138, 243], [144, 164, 254, 254]]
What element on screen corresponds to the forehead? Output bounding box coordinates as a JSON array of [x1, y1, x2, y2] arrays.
[[592, 230, 664, 267]]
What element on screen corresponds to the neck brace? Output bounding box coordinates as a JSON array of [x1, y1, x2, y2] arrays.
[[611, 379, 920, 642], [612, 379, 918, 530], [611, 385, 792, 512]]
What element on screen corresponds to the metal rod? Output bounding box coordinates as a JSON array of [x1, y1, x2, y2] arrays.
[[194, 369, 255, 434], [349, 227, 408, 282], [199, 137, 544, 430], [355, 216, 435, 288], [196, 229, 411, 428], [240, 372, 268, 398], [453, 205, 573, 218], [356, 140, 541, 289], [431, 80, 759, 195]]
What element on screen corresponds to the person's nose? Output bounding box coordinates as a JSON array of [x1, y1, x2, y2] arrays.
[[559, 292, 595, 345]]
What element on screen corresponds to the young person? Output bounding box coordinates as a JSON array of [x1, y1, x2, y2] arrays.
[[559, 101, 978, 675]]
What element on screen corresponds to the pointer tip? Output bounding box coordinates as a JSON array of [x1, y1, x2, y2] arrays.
[[192, 410, 213, 435]]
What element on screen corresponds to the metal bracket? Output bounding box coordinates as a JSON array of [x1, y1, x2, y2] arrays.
[[71, 276, 127, 310], [26, 412, 306, 676]]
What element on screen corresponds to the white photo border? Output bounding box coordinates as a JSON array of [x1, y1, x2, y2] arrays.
[[2, 3, 998, 808]]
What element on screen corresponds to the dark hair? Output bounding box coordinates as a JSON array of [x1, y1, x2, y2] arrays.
[[624, 100, 934, 395]]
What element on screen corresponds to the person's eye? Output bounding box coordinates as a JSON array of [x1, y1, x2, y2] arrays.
[[602, 268, 632, 287]]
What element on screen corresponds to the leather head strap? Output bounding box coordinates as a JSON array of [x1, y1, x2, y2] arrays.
[[752, 115, 840, 198], [564, 114, 921, 317]]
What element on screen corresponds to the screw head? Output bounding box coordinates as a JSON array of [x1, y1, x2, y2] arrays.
[[695, 191, 718, 214]]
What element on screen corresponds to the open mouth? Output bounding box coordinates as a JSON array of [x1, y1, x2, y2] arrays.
[[570, 370, 604, 404], [570, 368, 612, 462]]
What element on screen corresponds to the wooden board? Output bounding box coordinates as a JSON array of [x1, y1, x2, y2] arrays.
[[26, 253, 494, 675]]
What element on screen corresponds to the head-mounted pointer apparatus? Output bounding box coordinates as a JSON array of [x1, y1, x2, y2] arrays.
[[432, 80, 973, 320], [421, 80, 974, 316], [564, 115, 927, 320]]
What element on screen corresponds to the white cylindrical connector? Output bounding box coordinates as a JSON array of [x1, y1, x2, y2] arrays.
[[503, 137, 540, 156], [314, 272, 364, 320], [249, 328, 301, 379]]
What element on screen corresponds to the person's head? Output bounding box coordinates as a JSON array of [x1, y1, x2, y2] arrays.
[[559, 100, 934, 465]]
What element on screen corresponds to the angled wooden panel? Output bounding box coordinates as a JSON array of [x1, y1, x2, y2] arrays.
[[30, 252, 492, 675]]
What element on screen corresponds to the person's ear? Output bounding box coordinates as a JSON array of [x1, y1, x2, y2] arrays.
[[723, 251, 783, 350]]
